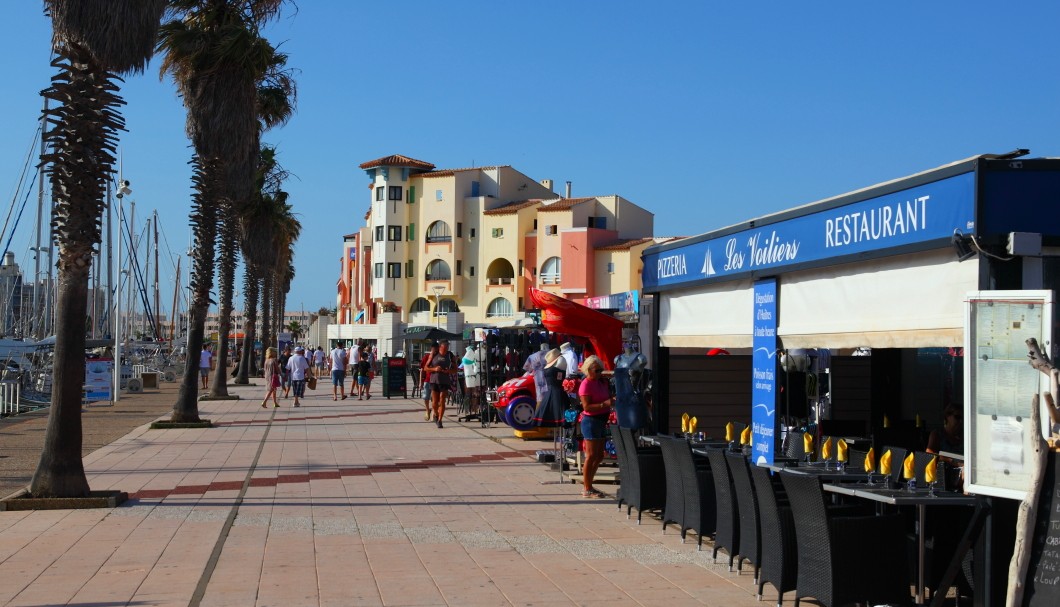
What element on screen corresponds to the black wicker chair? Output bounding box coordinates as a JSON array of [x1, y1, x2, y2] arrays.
[[913, 450, 942, 485], [615, 427, 665, 523], [656, 436, 687, 533], [665, 438, 716, 549], [727, 452, 761, 582], [881, 445, 908, 486], [846, 448, 867, 472], [705, 449, 741, 569], [750, 464, 797, 607], [780, 471, 910, 607]]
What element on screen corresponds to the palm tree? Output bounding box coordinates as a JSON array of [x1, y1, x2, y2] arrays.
[[286, 320, 303, 342], [158, 0, 287, 420], [234, 146, 291, 382], [208, 199, 240, 397], [30, 1, 166, 498], [212, 39, 295, 394]]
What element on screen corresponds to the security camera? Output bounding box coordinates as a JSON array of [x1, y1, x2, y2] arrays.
[[116, 180, 132, 198]]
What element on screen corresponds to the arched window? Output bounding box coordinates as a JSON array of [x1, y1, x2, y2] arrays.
[[540, 256, 561, 285], [439, 299, 459, 314], [411, 298, 431, 313], [425, 260, 451, 281], [426, 221, 452, 243], [486, 297, 513, 318], [486, 258, 515, 286]]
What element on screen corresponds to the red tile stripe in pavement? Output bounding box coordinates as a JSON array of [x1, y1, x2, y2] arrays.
[[212, 407, 417, 426], [128, 450, 534, 500]]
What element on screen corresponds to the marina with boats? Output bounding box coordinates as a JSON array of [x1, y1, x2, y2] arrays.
[[1, 112, 188, 417]]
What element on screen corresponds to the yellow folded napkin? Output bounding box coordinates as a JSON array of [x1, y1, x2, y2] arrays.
[[837, 439, 848, 463], [689, 417, 698, 434], [681, 413, 689, 434], [863, 447, 875, 473], [880, 449, 893, 476], [821, 437, 833, 461], [902, 452, 916, 480], [725, 422, 735, 442], [803, 432, 814, 454], [741, 426, 752, 445], [925, 456, 938, 484], [883, 414, 890, 428]]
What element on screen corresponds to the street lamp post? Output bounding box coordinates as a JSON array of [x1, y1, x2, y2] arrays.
[[432, 285, 445, 329]]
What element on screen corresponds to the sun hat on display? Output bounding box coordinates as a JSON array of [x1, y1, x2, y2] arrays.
[[545, 348, 563, 368]]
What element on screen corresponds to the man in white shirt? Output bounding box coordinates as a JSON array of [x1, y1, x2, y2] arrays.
[[313, 347, 326, 374], [329, 344, 348, 401]]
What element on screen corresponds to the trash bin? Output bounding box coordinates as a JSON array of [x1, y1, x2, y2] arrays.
[[381, 357, 407, 399]]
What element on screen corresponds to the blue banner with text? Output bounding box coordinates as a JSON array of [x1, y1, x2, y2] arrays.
[[751, 279, 777, 465], [643, 171, 975, 290]]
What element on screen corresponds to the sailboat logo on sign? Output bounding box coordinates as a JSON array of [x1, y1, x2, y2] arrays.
[[702, 249, 716, 276]]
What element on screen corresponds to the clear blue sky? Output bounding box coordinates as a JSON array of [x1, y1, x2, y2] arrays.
[[3, 1, 1060, 315]]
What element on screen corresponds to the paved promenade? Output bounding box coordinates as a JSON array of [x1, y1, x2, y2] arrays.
[[1, 379, 768, 607]]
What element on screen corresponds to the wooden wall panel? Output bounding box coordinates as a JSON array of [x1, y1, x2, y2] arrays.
[[664, 354, 752, 439]]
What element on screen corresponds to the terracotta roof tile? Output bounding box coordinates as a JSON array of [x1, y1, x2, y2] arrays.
[[416, 165, 508, 179], [359, 154, 435, 170], [537, 197, 594, 212], [595, 237, 656, 251], [482, 199, 544, 216]]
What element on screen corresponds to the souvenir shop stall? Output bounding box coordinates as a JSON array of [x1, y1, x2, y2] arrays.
[[641, 152, 1060, 606]]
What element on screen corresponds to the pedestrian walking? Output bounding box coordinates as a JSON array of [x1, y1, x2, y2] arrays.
[[261, 347, 280, 408], [330, 343, 348, 401], [425, 339, 458, 428], [354, 351, 372, 400], [313, 347, 326, 374], [199, 343, 213, 390], [420, 343, 438, 420], [287, 346, 311, 407], [278, 345, 292, 398]]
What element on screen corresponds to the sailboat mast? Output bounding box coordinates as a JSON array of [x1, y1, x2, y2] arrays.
[[169, 256, 181, 342], [126, 201, 135, 340], [32, 97, 46, 340], [153, 213, 160, 340]]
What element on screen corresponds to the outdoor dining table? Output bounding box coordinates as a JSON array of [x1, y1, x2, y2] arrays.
[[759, 461, 865, 483], [823, 483, 981, 605]]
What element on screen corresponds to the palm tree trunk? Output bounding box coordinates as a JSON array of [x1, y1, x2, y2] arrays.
[[234, 264, 259, 384], [260, 272, 272, 368], [30, 262, 91, 497], [173, 158, 218, 422], [29, 41, 121, 498], [210, 204, 239, 396]]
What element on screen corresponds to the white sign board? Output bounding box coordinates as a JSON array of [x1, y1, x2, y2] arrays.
[[964, 290, 1053, 500], [84, 358, 114, 403]]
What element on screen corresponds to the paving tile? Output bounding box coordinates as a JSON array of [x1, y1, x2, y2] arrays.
[[0, 383, 775, 607]]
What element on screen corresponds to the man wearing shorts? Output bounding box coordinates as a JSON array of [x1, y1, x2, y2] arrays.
[[313, 347, 326, 374], [419, 343, 437, 420], [278, 345, 292, 398], [330, 343, 348, 401], [354, 351, 372, 400], [199, 343, 213, 389]]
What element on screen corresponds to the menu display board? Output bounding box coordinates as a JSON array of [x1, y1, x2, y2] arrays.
[[965, 290, 1054, 500]]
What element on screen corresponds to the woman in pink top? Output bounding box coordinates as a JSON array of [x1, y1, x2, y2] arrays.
[[578, 355, 614, 498]]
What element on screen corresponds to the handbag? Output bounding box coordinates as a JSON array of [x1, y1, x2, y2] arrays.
[[307, 375, 317, 390]]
